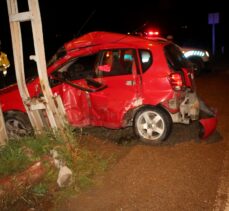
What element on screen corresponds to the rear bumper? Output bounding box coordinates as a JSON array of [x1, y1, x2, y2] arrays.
[[169, 91, 200, 124], [198, 99, 218, 139], [167, 92, 217, 139]]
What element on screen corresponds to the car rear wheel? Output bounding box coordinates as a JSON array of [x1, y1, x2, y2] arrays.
[[134, 107, 172, 144], [4, 111, 33, 139]]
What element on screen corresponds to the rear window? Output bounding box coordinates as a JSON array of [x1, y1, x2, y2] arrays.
[[139, 50, 152, 73], [164, 44, 190, 71]]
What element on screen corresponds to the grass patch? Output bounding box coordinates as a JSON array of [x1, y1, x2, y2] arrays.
[[0, 133, 57, 177], [0, 128, 114, 210]]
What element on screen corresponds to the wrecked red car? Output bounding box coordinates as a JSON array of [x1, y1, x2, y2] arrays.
[[0, 31, 217, 144]]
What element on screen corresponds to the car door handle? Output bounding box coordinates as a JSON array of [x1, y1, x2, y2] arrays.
[[125, 80, 136, 86]]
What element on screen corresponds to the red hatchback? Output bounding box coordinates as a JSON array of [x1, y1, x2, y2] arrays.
[[0, 31, 217, 144]]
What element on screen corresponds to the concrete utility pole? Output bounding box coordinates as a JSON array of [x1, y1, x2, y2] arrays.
[[6, 0, 67, 136]]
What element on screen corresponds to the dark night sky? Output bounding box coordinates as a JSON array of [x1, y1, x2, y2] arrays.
[[0, 0, 227, 87], [0, 0, 228, 60]]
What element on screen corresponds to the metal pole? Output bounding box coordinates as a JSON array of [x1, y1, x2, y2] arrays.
[[212, 23, 215, 56]]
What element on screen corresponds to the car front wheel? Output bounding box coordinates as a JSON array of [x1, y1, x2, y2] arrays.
[[134, 107, 172, 145], [4, 111, 33, 139]]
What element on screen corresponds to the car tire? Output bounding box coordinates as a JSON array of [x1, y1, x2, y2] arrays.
[[134, 107, 172, 145], [4, 111, 33, 139]]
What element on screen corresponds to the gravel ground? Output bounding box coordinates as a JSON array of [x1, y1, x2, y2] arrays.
[[55, 64, 229, 211]]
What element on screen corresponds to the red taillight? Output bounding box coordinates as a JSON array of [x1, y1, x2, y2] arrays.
[[181, 68, 193, 88], [169, 73, 183, 90]]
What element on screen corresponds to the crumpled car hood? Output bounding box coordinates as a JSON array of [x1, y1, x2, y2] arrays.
[[0, 83, 18, 95]]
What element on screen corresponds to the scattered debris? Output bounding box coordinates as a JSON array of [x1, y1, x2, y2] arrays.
[[57, 165, 73, 188], [50, 149, 73, 188]]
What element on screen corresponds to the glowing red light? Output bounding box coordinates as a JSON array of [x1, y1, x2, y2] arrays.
[[148, 31, 154, 36], [146, 30, 160, 36]]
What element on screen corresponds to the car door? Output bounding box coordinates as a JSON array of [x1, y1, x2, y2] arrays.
[[50, 54, 99, 127], [89, 49, 142, 128]]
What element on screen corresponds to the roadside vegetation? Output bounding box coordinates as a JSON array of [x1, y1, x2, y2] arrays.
[[0, 128, 113, 210]]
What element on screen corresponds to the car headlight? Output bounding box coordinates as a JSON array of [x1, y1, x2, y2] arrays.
[[184, 50, 205, 58]]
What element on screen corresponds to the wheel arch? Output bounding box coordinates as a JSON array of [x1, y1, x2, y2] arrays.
[[121, 104, 171, 127], [3, 109, 28, 118]]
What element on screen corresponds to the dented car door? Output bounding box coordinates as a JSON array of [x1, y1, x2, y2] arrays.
[[89, 49, 142, 128]]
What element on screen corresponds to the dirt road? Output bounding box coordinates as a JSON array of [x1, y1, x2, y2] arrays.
[[57, 64, 229, 211]]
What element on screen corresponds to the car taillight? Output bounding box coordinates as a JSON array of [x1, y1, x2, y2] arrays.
[[169, 73, 183, 91], [181, 68, 193, 88]]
